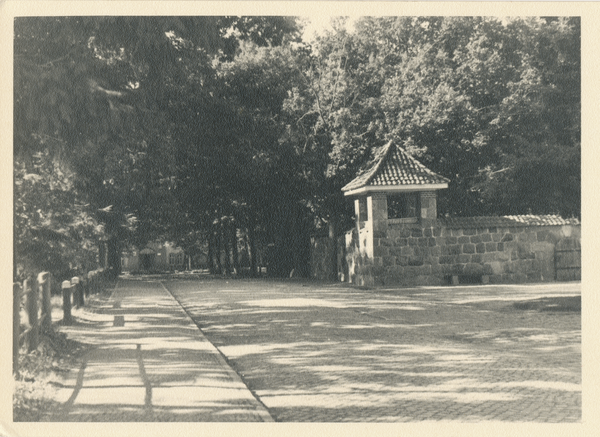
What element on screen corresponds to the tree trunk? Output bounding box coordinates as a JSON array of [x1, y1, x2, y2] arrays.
[[329, 218, 338, 282], [231, 223, 240, 275], [214, 225, 223, 274], [222, 221, 232, 275], [248, 217, 258, 277], [106, 238, 121, 278], [207, 232, 214, 273]]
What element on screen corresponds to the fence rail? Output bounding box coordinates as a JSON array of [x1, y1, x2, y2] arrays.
[[13, 268, 109, 377]]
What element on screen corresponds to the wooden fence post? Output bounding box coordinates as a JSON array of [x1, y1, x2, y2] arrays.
[[38, 272, 52, 333], [62, 280, 72, 325], [24, 277, 39, 352], [72, 276, 83, 308], [13, 282, 22, 376], [90, 271, 97, 294], [85, 272, 91, 297]]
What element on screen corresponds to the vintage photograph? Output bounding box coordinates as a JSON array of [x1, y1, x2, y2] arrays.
[[8, 4, 585, 433]]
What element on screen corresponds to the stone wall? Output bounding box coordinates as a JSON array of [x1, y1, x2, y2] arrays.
[[344, 220, 581, 287]]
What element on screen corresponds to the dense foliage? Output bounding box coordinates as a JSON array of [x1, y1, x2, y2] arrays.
[[14, 16, 580, 279]]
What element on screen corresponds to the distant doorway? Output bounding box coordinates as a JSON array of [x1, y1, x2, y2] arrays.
[[139, 248, 156, 270]]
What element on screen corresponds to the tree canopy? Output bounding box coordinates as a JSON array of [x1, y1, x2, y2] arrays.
[[14, 16, 580, 280]]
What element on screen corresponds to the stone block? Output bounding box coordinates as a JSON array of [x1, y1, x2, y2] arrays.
[[424, 228, 433, 237], [385, 265, 403, 277], [414, 247, 429, 257], [483, 253, 499, 263], [457, 254, 471, 264], [464, 263, 483, 275], [471, 254, 483, 263], [414, 275, 432, 286], [476, 243, 486, 253], [442, 245, 461, 255], [396, 238, 408, 246], [517, 244, 535, 260], [531, 241, 553, 253], [397, 256, 409, 266], [433, 228, 442, 237], [389, 247, 403, 258], [451, 228, 464, 237], [514, 273, 527, 283], [482, 275, 490, 284], [418, 237, 428, 247], [481, 233, 493, 242], [488, 227, 497, 234], [408, 238, 418, 247], [401, 246, 414, 256], [482, 264, 495, 275], [441, 264, 455, 275], [383, 256, 396, 266], [502, 273, 514, 283], [404, 266, 420, 277], [463, 228, 477, 236], [411, 229, 423, 238], [536, 230, 550, 242], [539, 259, 554, 281], [452, 264, 465, 274], [544, 231, 561, 244], [428, 237, 437, 247], [470, 235, 482, 244], [439, 255, 454, 265], [446, 236, 458, 244], [458, 236, 470, 244], [463, 243, 476, 254], [430, 246, 442, 257], [527, 272, 542, 282], [408, 256, 424, 266], [420, 265, 432, 275], [492, 232, 503, 242], [373, 230, 387, 238], [485, 242, 497, 252], [497, 242, 504, 252], [399, 228, 412, 238], [489, 274, 502, 284], [501, 233, 514, 242], [372, 265, 386, 277], [477, 228, 489, 234], [374, 246, 389, 257]]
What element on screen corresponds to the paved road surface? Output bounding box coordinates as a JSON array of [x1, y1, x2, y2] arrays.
[[164, 278, 581, 422]]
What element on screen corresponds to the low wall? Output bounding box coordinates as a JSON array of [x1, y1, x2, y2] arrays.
[[343, 216, 581, 287]]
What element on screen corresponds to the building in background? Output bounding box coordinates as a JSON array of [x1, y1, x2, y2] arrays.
[[121, 241, 185, 272]]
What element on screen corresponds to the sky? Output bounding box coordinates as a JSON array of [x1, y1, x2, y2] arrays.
[[301, 16, 358, 42]]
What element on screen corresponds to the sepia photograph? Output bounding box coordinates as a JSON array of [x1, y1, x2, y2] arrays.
[[3, 1, 595, 436]]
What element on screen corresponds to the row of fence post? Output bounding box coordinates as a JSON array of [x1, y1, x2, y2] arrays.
[[13, 268, 108, 377]]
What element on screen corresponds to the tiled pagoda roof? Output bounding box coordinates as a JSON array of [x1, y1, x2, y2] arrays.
[[342, 141, 450, 194]]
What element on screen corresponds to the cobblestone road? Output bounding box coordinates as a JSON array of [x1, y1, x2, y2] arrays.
[[163, 279, 581, 422]]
